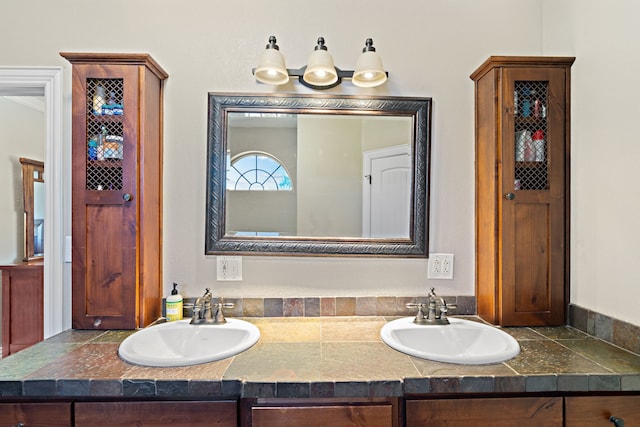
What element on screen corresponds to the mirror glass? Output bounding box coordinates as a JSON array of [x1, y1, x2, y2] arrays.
[[20, 157, 44, 260], [206, 93, 431, 257]]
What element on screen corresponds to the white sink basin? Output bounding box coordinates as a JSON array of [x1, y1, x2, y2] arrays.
[[118, 318, 260, 367], [380, 317, 520, 365]]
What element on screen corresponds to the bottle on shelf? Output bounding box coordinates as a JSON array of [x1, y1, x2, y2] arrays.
[[519, 85, 531, 117], [523, 135, 536, 162], [532, 130, 545, 162], [521, 98, 531, 117], [515, 130, 535, 161], [92, 84, 106, 115], [96, 126, 107, 160], [88, 137, 98, 161]]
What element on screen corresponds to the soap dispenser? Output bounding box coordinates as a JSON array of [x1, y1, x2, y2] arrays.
[[166, 283, 183, 321]]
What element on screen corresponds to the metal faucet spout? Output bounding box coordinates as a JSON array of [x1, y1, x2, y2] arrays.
[[406, 288, 456, 325], [190, 288, 234, 325]]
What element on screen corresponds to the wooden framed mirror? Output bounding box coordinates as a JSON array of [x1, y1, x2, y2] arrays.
[[205, 93, 431, 257], [19, 157, 44, 261]]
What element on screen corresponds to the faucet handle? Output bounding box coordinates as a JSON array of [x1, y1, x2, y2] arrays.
[[216, 297, 235, 309], [406, 302, 430, 325]]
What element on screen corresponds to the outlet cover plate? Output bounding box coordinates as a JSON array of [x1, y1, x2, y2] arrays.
[[217, 256, 243, 281], [428, 253, 454, 279]]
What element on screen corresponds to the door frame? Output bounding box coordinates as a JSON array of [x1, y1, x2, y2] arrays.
[[0, 67, 66, 338]]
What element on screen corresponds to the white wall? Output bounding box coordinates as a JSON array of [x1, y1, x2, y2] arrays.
[[543, 0, 640, 325], [7, 1, 634, 325]]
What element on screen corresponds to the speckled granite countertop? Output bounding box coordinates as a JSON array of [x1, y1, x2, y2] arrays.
[[1, 316, 639, 400]]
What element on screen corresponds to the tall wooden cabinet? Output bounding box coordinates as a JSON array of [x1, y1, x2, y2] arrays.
[[470, 56, 574, 326], [61, 53, 168, 329]]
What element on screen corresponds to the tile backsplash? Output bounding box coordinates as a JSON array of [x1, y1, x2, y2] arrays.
[[569, 304, 640, 356], [173, 295, 477, 319]]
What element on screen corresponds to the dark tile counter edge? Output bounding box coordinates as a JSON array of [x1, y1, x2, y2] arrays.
[[3, 374, 640, 399]]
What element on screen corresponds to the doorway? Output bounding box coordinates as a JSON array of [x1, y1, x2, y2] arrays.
[[0, 67, 66, 338], [362, 144, 412, 238]]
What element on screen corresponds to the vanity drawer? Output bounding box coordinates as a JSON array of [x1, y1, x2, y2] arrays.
[[75, 401, 237, 427], [0, 402, 71, 426], [406, 396, 562, 426], [565, 395, 640, 426], [251, 404, 393, 427]]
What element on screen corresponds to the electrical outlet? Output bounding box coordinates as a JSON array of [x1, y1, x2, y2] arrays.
[[217, 256, 243, 281], [428, 253, 454, 279]]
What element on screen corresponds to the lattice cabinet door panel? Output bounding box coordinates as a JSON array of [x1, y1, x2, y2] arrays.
[[61, 53, 168, 329], [471, 56, 574, 326]]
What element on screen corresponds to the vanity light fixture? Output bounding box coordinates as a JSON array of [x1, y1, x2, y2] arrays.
[[253, 36, 388, 90]]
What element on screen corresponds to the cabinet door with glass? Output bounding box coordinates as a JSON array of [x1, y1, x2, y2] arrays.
[[62, 53, 167, 329], [471, 56, 574, 326]]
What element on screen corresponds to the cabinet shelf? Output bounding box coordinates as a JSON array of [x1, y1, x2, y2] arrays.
[[87, 114, 123, 122], [515, 116, 546, 124], [515, 161, 545, 168], [87, 159, 123, 168]]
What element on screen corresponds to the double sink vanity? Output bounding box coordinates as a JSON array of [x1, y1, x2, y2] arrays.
[[1, 303, 640, 426], [118, 288, 518, 368]]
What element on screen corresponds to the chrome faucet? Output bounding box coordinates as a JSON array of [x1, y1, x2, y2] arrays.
[[190, 288, 235, 325], [406, 287, 456, 325]]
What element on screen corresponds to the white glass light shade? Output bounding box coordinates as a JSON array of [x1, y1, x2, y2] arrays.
[[254, 48, 289, 85], [352, 50, 387, 88], [303, 49, 338, 87]]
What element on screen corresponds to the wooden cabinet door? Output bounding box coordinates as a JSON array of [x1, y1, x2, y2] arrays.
[[251, 404, 394, 427], [406, 397, 563, 427], [1, 263, 44, 357], [74, 401, 237, 427], [499, 66, 568, 326], [0, 402, 72, 426], [565, 395, 640, 426], [69, 63, 140, 330]]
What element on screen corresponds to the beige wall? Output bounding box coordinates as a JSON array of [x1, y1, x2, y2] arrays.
[[297, 116, 363, 236], [1, 0, 636, 325], [542, 0, 640, 325], [227, 126, 297, 235]]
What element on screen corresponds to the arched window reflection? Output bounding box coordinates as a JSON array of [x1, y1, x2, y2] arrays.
[[226, 152, 292, 191]]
